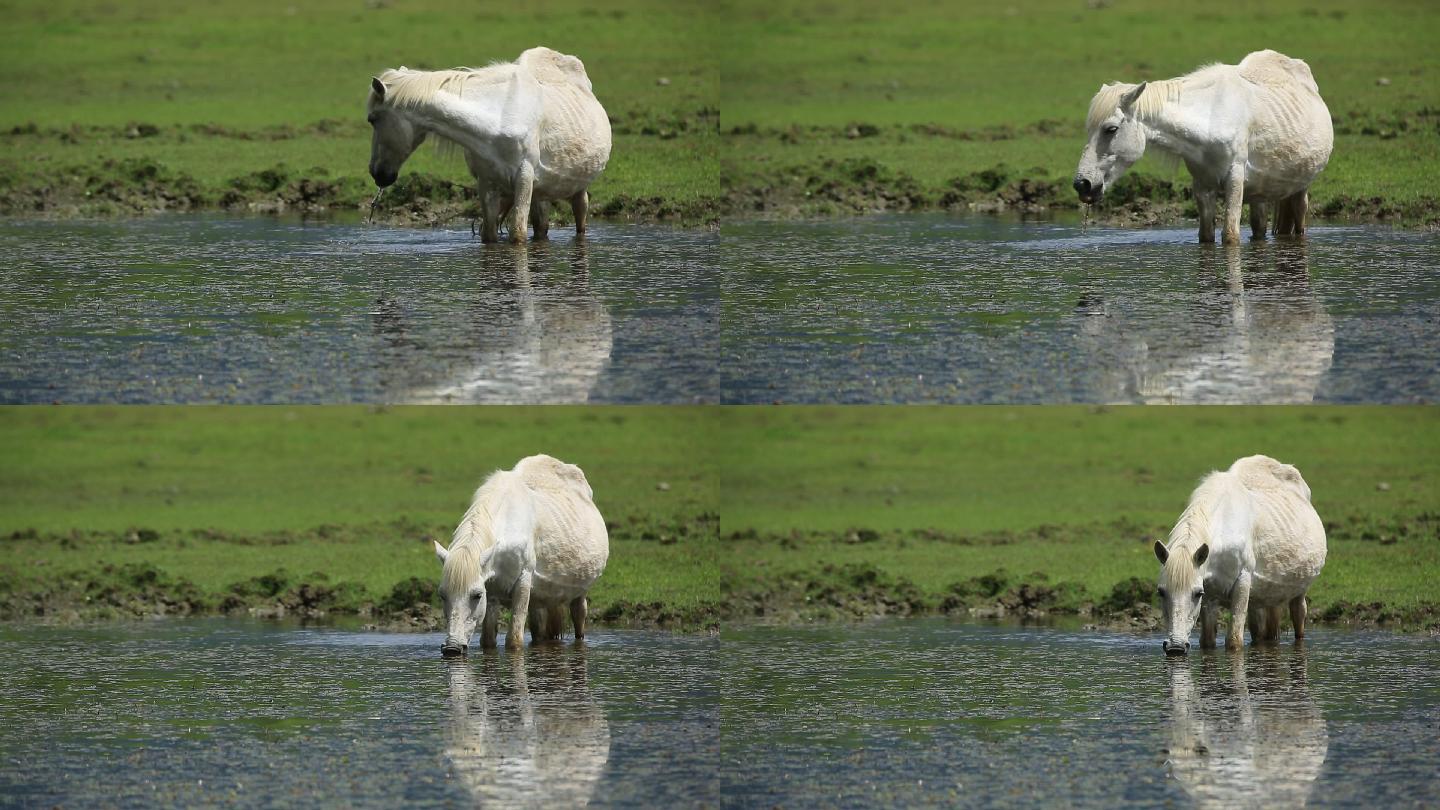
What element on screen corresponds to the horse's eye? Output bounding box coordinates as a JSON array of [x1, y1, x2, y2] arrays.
[[1157, 586, 1167, 598], [1192, 591, 1203, 601], [1104, 125, 1119, 135]]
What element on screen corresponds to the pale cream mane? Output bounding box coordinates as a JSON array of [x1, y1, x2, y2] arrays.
[[441, 469, 526, 595], [1161, 470, 1229, 591], [1085, 77, 1188, 132], [369, 63, 516, 112]]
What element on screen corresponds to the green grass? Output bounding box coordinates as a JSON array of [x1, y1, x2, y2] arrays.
[[718, 407, 1440, 619], [0, 406, 719, 624], [720, 0, 1440, 222], [0, 0, 719, 220]]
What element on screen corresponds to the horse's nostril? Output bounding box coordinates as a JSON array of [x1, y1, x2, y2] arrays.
[[1074, 177, 1091, 193]]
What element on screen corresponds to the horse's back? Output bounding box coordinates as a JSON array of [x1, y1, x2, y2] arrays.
[[513, 47, 610, 197], [1235, 50, 1332, 195], [1231, 455, 1326, 601], [516, 455, 609, 594]]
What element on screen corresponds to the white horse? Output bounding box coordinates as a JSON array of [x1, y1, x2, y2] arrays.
[[1154, 455, 1327, 654], [434, 454, 609, 655], [367, 46, 611, 244], [1074, 50, 1333, 244]]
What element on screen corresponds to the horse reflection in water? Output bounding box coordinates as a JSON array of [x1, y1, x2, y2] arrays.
[[1164, 648, 1328, 809], [375, 239, 613, 403], [1077, 241, 1334, 403], [444, 645, 610, 806]]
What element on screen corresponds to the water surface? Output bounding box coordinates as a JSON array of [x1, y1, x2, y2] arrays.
[[723, 216, 1440, 403], [0, 620, 718, 808], [0, 217, 717, 403], [722, 619, 1440, 808]]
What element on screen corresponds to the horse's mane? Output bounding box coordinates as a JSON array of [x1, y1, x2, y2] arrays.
[[1085, 79, 1183, 132], [441, 468, 526, 594], [1161, 469, 1245, 591], [370, 63, 516, 111]]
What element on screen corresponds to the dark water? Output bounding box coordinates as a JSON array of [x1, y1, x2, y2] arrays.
[[0, 217, 717, 404], [722, 620, 1440, 808], [0, 620, 718, 808], [723, 216, 1440, 404]]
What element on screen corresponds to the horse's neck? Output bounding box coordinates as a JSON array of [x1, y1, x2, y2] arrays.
[[1140, 77, 1233, 166], [403, 72, 538, 149]]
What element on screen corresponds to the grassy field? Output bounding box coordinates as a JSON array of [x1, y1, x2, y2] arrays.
[[718, 407, 1440, 627], [721, 0, 1440, 224], [0, 406, 719, 628], [0, 0, 719, 223]]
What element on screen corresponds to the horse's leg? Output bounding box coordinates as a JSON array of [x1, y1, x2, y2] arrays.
[[545, 604, 565, 640], [507, 571, 532, 649], [530, 199, 551, 241], [507, 162, 535, 245], [1289, 594, 1308, 640], [571, 189, 589, 235], [527, 605, 543, 640], [1267, 605, 1285, 643], [1291, 189, 1310, 235], [569, 595, 588, 640], [480, 189, 503, 243], [480, 602, 499, 649], [1249, 200, 1267, 240], [1199, 600, 1218, 649], [1274, 193, 1296, 236], [1246, 609, 1263, 645], [1221, 162, 1245, 245], [1227, 573, 1251, 651], [1194, 185, 1217, 244]]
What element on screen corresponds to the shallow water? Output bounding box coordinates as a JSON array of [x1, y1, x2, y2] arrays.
[[0, 620, 718, 808], [722, 619, 1440, 808], [0, 216, 717, 404], [723, 216, 1440, 403]]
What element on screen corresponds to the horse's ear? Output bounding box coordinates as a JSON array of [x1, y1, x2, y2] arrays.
[[1154, 540, 1169, 564], [1192, 543, 1209, 567], [1119, 82, 1147, 114], [434, 540, 449, 564], [371, 77, 386, 101], [478, 546, 497, 572]]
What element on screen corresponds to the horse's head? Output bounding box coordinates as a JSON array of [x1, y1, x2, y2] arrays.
[[435, 540, 492, 657], [367, 75, 427, 188], [1154, 539, 1209, 656], [1074, 82, 1149, 204]]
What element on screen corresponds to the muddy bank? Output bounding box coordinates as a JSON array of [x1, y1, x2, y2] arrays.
[[0, 562, 719, 632], [725, 559, 1439, 633], [722, 512, 1440, 632], [0, 157, 720, 227], [0, 519, 721, 632], [723, 156, 1440, 226], [722, 113, 1440, 226]]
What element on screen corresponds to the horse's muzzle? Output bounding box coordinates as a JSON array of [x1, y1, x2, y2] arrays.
[[440, 643, 467, 658], [1162, 640, 1190, 657], [1074, 177, 1102, 204], [370, 168, 398, 188]]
